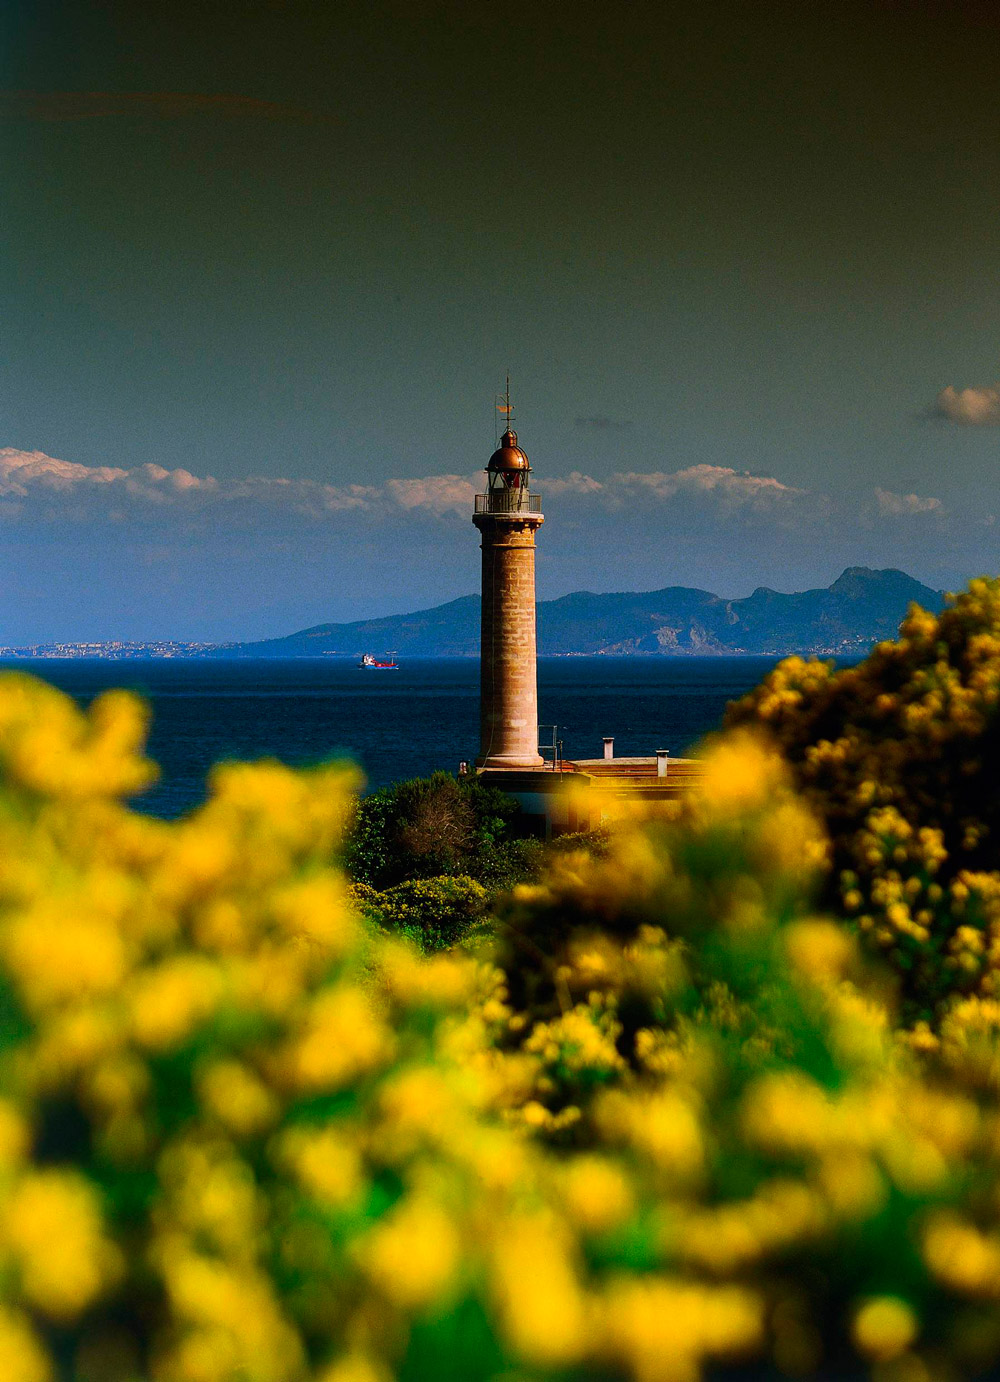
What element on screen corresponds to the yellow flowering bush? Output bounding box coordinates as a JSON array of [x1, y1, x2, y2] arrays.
[[727, 578, 1000, 1020], [2, 671, 1000, 1380], [350, 875, 489, 952]]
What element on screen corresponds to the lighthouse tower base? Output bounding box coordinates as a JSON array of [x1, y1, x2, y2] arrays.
[[474, 511, 544, 770], [476, 751, 544, 770]]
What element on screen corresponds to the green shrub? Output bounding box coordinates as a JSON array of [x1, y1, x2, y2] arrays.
[[345, 771, 528, 890], [355, 874, 490, 952]]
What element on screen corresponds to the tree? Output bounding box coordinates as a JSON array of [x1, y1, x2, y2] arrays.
[[345, 770, 537, 891]]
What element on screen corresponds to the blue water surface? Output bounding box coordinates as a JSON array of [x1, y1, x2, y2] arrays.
[[1, 656, 788, 818]]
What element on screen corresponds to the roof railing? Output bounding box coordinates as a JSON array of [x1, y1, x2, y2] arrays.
[[474, 491, 542, 515]]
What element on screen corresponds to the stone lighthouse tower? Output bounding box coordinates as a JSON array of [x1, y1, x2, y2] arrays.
[[473, 413, 544, 769]]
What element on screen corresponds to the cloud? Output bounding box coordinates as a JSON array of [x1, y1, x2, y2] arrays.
[[610, 464, 803, 506], [545, 471, 605, 496], [0, 91, 317, 123], [933, 383, 1000, 425], [545, 466, 805, 509], [0, 450, 217, 500], [0, 451, 814, 525], [384, 475, 477, 514], [0, 445, 991, 643], [875, 487, 943, 517], [0, 449, 125, 493], [225, 476, 379, 517], [575, 416, 634, 431], [0, 449, 484, 523]]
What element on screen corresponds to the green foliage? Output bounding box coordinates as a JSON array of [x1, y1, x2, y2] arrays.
[[345, 780, 608, 955], [345, 770, 544, 893], [348, 773, 511, 890]]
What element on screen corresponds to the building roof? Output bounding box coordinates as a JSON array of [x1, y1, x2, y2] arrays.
[[565, 756, 705, 790]]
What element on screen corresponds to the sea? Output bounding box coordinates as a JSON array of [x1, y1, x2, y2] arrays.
[[1, 656, 789, 819]]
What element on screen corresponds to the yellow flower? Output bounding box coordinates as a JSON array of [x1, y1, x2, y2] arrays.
[[784, 919, 855, 985], [0, 1100, 29, 1172], [268, 874, 357, 955], [740, 1072, 832, 1156], [696, 732, 788, 816], [316, 1355, 392, 1382], [561, 1155, 634, 1235], [30, 1005, 122, 1088], [491, 1215, 587, 1367], [83, 1052, 150, 1116], [158, 1252, 305, 1382], [4, 906, 128, 1011], [923, 1213, 1000, 1297], [197, 1059, 279, 1137], [596, 1278, 763, 1382], [129, 956, 224, 1050], [283, 984, 392, 1091], [0, 1307, 52, 1382], [276, 1127, 364, 1208], [3, 1171, 120, 1319], [378, 941, 477, 1010], [0, 677, 155, 800], [852, 1296, 918, 1361], [162, 824, 237, 897], [524, 1003, 625, 1078], [375, 1066, 462, 1154], [815, 1153, 887, 1219], [597, 1088, 704, 1183], [156, 1141, 263, 1255], [360, 1196, 460, 1309]]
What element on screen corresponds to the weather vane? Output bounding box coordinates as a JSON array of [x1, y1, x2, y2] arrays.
[[495, 373, 514, 444]]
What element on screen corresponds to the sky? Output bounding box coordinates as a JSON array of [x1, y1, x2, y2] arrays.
[[3, 0, 1000, 641]]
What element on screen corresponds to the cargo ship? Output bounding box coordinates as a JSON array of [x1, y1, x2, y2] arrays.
[[358, 653, 399, 669]]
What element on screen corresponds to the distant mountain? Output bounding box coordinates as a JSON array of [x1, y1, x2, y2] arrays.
[[218, 568, 945, 659]]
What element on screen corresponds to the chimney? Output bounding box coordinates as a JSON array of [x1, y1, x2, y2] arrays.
[[603, 736, 614, 760], [656, 748, 669, 778]]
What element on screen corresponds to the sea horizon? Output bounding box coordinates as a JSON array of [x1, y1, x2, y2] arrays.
[[1, 654, 824, 817]]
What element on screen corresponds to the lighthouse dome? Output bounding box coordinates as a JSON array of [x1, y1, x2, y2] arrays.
[[488, 429, 530, 473]]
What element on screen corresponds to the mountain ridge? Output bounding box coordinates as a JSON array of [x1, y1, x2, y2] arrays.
[[216, 567, 946, 658]]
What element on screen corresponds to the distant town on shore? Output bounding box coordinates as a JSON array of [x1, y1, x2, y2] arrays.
[[0, 567, 947, 662]]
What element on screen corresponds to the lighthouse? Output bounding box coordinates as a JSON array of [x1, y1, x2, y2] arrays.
[[467, 398, 704, 831], [473, 414, 544, 769]]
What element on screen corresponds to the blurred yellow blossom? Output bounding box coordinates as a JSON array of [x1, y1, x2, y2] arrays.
[[0, 1307, 52, 1382], [129, 955, 224, 1050], [696, 731, 785, 815], [281, 984, 392, 1091], [0, 649, 1000, 1382], [197, 1059, 279, 1137], [561, 1155, 635, 1234], [2, 1171, 120, 1319], [853, 1297, 919, 1361], [491, 1215, 587, 1367], [360, 1195, 461, 1309]]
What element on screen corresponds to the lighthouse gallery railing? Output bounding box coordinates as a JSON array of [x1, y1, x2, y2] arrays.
[[474, 491, 542, 515]]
